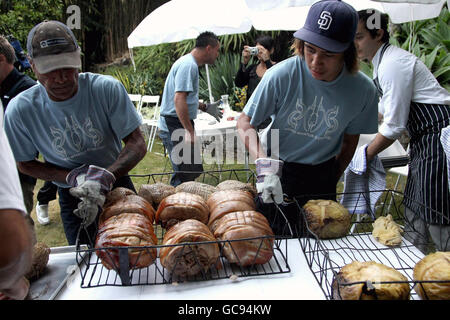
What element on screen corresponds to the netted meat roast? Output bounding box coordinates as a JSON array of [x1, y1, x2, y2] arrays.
[[155, 192, 209, 229], [207, 190, 256, 232], [213, 211, 274, 267], [159, 219, 220, 278], [95, 213, 158, 270]]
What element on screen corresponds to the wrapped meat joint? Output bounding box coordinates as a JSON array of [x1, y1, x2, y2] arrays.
[[175, 181, 217, 201], [100, 194, 155, 225], [160, 219, 220, 278], [303, 199, 351, 239], [104, 187, 136, 208], [138, 182, 175, 210], [95, 213, 158, 270], [213, 211, 274, 267], [332, 261, 410, 300], [413, 251, 450, 300], [216, 180, 257, 198], [155, 192, 210, 229], [207, 190, 256, 232]]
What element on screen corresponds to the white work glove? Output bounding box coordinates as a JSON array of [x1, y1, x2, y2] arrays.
[[255, 158, 284, 204], [67, 165, 116, 226], [205, 101, 223, 122], [72, 193, 103, 227]]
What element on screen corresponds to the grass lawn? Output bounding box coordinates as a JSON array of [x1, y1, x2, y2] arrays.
[[30, 134, 405, 248]]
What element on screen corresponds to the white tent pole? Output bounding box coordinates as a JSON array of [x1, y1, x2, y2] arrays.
[[205, 64, 214, 102]]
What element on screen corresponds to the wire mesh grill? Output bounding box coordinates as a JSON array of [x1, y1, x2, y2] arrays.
[[297, 190, 450, 300], [75, 169, 292, 288]]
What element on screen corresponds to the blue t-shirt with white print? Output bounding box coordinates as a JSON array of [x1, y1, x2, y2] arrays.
[[158, 53, 199, 132], [244, 55, 378, 165], [4, 72, 142, 187]]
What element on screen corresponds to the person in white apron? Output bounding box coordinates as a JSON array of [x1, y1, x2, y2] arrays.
[[355, 9, 450, 252]]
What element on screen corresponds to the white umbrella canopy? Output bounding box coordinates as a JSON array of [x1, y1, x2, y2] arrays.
[[127, 0, 252, 48], [246, 0, 448, 25]]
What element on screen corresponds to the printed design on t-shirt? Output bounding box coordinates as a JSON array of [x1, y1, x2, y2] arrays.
[[287, 96, 339, 140], [50, 115, 104, 159]]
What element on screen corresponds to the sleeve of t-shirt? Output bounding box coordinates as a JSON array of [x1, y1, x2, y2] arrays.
[[4, 96, 39, 162], [101, 76, 143, 140], [345, 78, 379, 135], [0, 107, 26, 214], [243, 73, 278, 127], [174, 60, 196, 93]]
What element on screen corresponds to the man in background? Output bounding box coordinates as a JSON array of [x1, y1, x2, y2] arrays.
[[0, 35, 57, 226], [157, 31, 222, 186]]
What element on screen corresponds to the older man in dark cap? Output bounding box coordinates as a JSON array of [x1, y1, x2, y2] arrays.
[[4, 21, 147, 245]]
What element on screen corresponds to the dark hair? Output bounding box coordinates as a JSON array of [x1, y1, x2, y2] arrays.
[[195, 31, 220, 48], [255, 35, 275, 51], [0, 35, 16, 64], [358, 9, 390, 43], [291, 39, 359, 75]]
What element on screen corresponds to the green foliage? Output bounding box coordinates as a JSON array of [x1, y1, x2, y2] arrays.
[[390, 6, 450, 90], [198, 52, 242, 110], [0, 0, 65, 48]]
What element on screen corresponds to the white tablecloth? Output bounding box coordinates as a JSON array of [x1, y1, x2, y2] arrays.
[[55, 239, 325, 300]]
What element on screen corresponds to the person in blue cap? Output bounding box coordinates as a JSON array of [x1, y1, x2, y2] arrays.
[[237, 0, 379, 236]]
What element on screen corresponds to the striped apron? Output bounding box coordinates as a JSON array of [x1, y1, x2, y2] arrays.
[[374, 44, 450, 225]]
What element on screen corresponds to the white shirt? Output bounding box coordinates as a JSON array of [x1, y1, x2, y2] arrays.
[[372, 44, 450, 140], [0, 102, 26, 214]]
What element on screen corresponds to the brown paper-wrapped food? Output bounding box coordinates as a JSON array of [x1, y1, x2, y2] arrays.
[[413, 251, 450, 300], [332, 261, 410, 300], [303, 199, 351, 239]]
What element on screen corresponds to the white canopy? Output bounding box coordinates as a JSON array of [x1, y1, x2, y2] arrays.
[[128, 0, 448, 48]]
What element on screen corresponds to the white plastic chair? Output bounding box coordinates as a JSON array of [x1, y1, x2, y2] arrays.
[[128, 94, 142, 110], [138, 95, 160, 152]]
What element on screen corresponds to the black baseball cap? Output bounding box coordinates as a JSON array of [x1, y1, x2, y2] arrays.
[[293, 0, 358, 53]]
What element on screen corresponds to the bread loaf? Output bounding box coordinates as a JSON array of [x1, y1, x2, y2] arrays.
[[100, 194, 155, 225], [207, 190, 256, 232], [95, 213, 158, 270], [303, 199, 351, 239], [413, 251, 450, 300], [155, 192, 210, 229], [332, 261, 410, 300], [160, 219, 220, 278], [213, 211, 274, 266]]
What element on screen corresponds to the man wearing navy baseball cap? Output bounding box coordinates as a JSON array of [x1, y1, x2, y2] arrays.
[[4, 20, 147, 245], [237, 0, 379, 236]]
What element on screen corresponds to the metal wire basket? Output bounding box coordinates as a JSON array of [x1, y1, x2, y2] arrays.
[[75, 169, 292, 288], [297, 190, 450, 300]]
